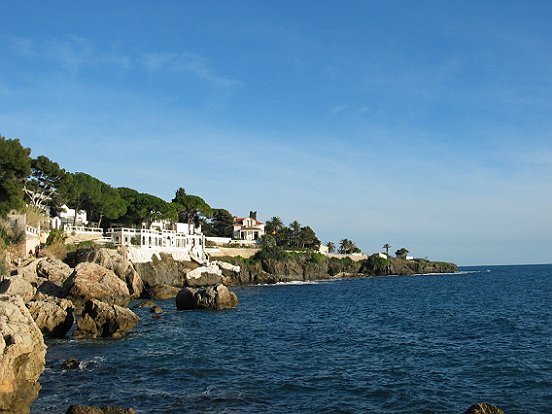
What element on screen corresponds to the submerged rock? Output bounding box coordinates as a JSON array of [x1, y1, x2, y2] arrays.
[[64, 263, 131, 308], [73, 299, 139, 339], [464, 402, 505, 414], [66, 405, 136, 414], [0, 295, 46, 414], [61, 358, 80, 370], [176, 284, 239, 310], [27, 298, 74, 338]]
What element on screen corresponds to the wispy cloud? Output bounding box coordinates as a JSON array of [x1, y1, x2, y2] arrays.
[[142, 51, 241, 89], [329, 105, 348, 116], [5, 35, 132, 74]]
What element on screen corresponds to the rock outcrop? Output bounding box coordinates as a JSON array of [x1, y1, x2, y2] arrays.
[[0, 295, 47, 414], [33, 258, 74, 299], [64, 263, 131, 308], [176, 284, 239, 310], [0, 276, 36, 303], [185, 263, 223, 287], [67, 248, 144, 298], [66, 405, 137, 414], [73, 299, 139, 339], [27, 298, 74, 338], [464, 403, 505, 414], [133, 253, 198, 289]]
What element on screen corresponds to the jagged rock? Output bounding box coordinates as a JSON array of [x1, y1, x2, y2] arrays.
[[0, 276, 36, 303], [61, 358, 80, 370], [27, 298, 74, 338], [66, 405, 136, 414], [213, 260, 241, 278], [10, 259, 41, 284], [36, 258, 73, 285], [464, 403, 505, 414], [73, 299, 139, 339], [64, 263, 131, 308], [148, 284, 181, 300], [176, 284, 239, 310], [0, 295, 47, 414], [67, 248, 143, 298], [133, 253, 198, 289], [185, 263, 222, 287]]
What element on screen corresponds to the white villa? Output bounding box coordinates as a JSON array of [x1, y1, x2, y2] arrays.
[[107, 220, 207, 263], [233, 216, 265, 242]]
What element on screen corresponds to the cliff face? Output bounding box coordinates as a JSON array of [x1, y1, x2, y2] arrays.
[[359, 256, 457, 276], [219, 253, 457, 286]]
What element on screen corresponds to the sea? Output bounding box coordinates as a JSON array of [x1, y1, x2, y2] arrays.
[[31, 264, 552, 414]]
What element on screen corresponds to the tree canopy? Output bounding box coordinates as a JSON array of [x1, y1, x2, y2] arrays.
[[395, 248, 409, 258], [172, 187, 213, 226], [117, 187, 177, 225], [63, 172, 126, 226], [0, 136, 31, 217], [203, 208, 234, 237], [24, 155, 68, 212], [339, 239, 361, 254]]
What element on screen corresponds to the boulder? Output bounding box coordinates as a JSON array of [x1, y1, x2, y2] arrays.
[[36, 258, 73, 285], [27, 298, 74, 338], [73, 299, 139, 339], [213, 260, 241, 278], [10, 259, 41, 284], [185, 263, 222, 287], [67, 248, 144, 298], [64, 263, 131, 308], [133, 254, 197, 289], [464, 403, 505, 414], [148, 284, 181, 300], [176, 284, 239, 310], [66, 405, 136, 414], [0, 276, 36, 303], [0, 295, 47, 414]]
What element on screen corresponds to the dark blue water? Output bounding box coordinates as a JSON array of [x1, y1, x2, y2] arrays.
[[32, 265, 552, 413]]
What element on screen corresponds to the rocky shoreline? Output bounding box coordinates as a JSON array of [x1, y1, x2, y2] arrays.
[[0, 246, 490, 414]]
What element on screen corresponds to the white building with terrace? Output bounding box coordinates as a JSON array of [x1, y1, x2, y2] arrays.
[[233, 216, 265, 244], [107, 221, 208, 264]]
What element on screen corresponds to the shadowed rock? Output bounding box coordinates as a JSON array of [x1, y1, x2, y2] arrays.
[[61, 358, 80, 370], [27, 298, 74, 338], [176, 284, 238, 310], [73, 299, 139, 339], [148, 284, 181, 300]]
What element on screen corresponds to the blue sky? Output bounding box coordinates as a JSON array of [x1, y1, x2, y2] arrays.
[[1, 1, 551, 265]]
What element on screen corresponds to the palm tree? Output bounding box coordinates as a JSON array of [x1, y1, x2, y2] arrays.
[[265, 216, 283, 235], [326, 241, 335, 253], [382, 243, 392, 256]]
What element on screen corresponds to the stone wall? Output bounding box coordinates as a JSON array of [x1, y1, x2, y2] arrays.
[[207, 247, 260, 259]]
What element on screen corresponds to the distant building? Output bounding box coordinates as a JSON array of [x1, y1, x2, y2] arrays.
[[107, 220, 207, 263], [50, 204, 88, 230], [233, 216, 265, 242]]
